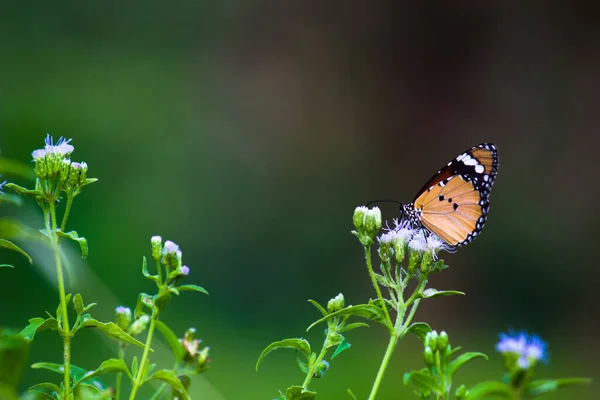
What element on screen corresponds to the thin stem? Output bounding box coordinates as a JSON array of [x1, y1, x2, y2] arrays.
[[129, 312, 158, 400], [115, 343, 126, 400], [364, 245, 393, 330], [367, 332, 398, 400], [60, 190, 74, 233], [148, 383, 168, 400], [301, 337, 330, 389], [156, 258, 163, 287], [49, 200, 72, 400]]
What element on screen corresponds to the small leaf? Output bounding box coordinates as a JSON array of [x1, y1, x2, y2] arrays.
[[73, 294, 84, 316], [374, 273, 392, 287], [131, 356, 139, 378], [418, 288, 465, 299], [404, 322, 432, 340], [465, 381, 516, 400], [155, 320, 185, 363], [56, 230, 88, 258], [403, 369, 440, 394], [296, 353, 309, 374], [526, 378, 592, 397], [73, 358, 132, 389], [256, 339, 311, 371], [146, 369, 190, 400], [307, 304, 386, 331], [56, 294, 72, 324], [83, 178, 98, 186], [177, 284, 209, 295], [154, 291, 171, 311], [19, 317, 60, 342], [307, 299, 328, 317], [446, 352, 488, 378], [31, 363, 106, 389], [331, 338, 351, 359], [28, 382, 61, 395], [4, 183, 42, 198], [285, 385, 317, 400], [168, 287, 180, 296], [141, 257, 158, 282], [430, 259, 449, 274], [339, 322, 370, 333], [0, 239, 32, 264], [79, 317, 146, 348]]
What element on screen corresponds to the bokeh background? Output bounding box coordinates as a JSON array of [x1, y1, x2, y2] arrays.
[[1, 2, 598, 399]]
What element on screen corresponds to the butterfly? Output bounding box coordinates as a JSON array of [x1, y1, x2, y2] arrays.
[[400, 143, 499, 247]]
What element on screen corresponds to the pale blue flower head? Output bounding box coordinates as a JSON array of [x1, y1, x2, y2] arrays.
[[496, 331, 548, 369]]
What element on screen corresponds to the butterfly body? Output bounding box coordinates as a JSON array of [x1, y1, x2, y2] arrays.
[[401, 143, 499, 248]]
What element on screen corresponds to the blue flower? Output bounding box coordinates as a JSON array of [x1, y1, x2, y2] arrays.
[[496, 331, 547, 369]]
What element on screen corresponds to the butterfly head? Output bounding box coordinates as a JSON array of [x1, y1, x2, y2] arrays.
[[399, 202, 422, 228]]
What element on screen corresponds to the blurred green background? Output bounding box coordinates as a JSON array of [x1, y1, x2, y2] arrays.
[[0, 2, 598, 399]]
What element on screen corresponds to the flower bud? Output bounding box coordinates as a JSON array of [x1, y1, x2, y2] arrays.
[[407, 249, 420, 274], [327, 293, 345, 313], [364, 207, 382, 237], [162, 240, 182, 271], [424, 346, 435, 367], [428, 330, 439, 351], [115, 306, 133, 331], [438, 331, 449, 352], [420, 249, 433, 273], [34, 156, 48, 180], [60, 159, 71, 186], [313, 360, 329, 378], [77, 161, 88, 183], [151, 236, 162, 261], [128, 315, 150, 337], [353, 206, 368, 231], [378, 234, 393, 263]]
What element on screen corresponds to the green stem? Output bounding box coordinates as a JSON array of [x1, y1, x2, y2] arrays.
[[364, 245, 393, 330], [301, 339, 330, 389], [60, 190, 74, 233], [156, 258, 163, 287], [116, 343, 126, 400], [49, 201, 72, 400], [148, 383, 168, 400], [367, 332, 399, 400], [129, 311, 158, 400]]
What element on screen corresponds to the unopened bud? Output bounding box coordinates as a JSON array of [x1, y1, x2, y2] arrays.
[[115, 306, 132, 331], [128, 315, 150, 337], [424, 346, 435, 367], [151, 236, 162, 261], [438, 331, 449, 352], [327, 293, 345, 313], [313, 360, 329, 378]]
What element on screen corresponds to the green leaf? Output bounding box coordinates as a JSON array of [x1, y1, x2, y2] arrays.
[[28, 382, 61, 396], [430, 259, 449, 274], [83, 178, 99, 186], [4, 183, 42, 198], [154, 291, 171, 311], [177, 284, 209, 295], [73, 293, 84, 316], [0, 330, 30, 388], [446, 352, 488, 378], [19, 317, 60, 342], [56, 230, 88, 259], [285, 385, 317, 400], [418, 288, 465, 299], [146, 369, 190, 400], [307, 299, 328, 317], [339, 322, 369, 333], [141, 257, 158, 282], [331, 338, 351, 359], [79, 317, 146, 348], [155, 320, 185, 363], [31, 363, 107, 389], [56, 293, 72, 324], [404, 322, 432, 341], [256, 339, 311, 371], [403, 369, 440, 395], [131, 356, 139, 378], [73, 358, 132, 390], [0, 239, 32, 264], [306, 304, 386, 331], [527, 378, 592, 397], [465, 381, 516, 400], [374, 273, 392, 287], [347, 389, 358, 400], [296, 352, 309, 374]]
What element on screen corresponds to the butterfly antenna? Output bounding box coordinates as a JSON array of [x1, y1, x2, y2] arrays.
[[366, 199, 403, 207]]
